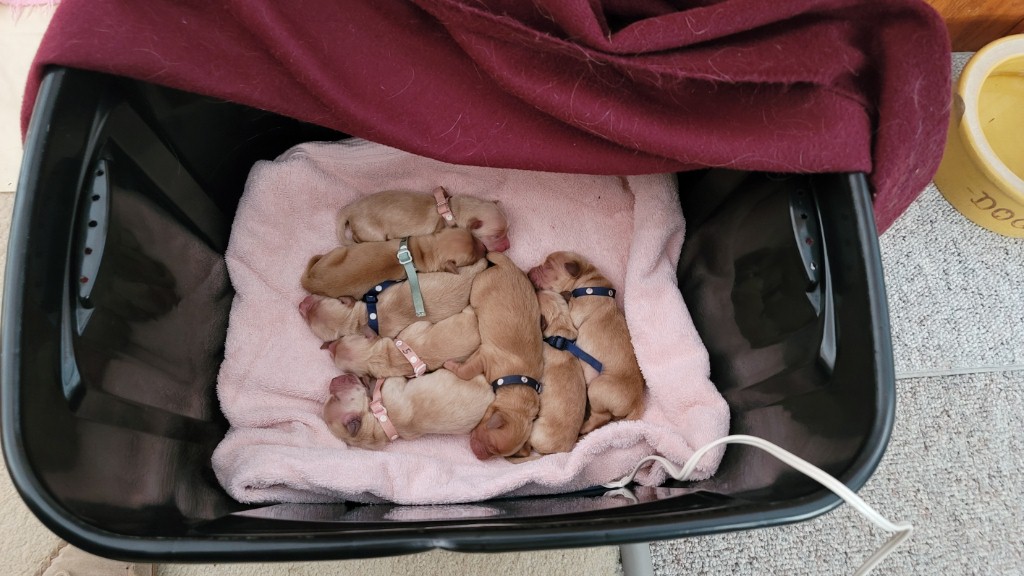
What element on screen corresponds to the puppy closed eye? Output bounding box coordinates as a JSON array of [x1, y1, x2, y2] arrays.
[[345, 416, 361, 436], [486, 412, 506, 430]]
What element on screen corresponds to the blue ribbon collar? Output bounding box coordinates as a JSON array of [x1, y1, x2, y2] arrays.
[[361, 280, 403, 334], [544, 335, 604, 373]]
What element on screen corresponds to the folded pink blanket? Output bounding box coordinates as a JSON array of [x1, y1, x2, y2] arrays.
[[213, 139, 730, 505]]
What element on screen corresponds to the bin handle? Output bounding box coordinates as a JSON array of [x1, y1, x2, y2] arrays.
[[604, 435, 913, 576]]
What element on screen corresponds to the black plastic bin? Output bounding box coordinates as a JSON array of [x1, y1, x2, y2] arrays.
[[1, 67, 895, 562]]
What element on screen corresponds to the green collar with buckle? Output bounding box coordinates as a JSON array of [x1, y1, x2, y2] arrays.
[[397, 237, 426, 317]]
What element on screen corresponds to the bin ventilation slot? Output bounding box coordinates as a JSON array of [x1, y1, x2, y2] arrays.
[[790, 187, 836, 374], [62, 158, 112, 406], [790, 187, 821, 292], [76, 158, 110, 324]]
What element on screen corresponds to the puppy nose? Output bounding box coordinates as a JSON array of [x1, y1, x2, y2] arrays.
[[493, 237, 510, 252], [298, 295, 319, 318], [527, 267, 540, 285], [329, 374, 359, 394], [469, 435, 491, 460]]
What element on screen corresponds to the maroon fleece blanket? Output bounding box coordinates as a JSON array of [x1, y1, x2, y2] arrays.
[[22, 0, 949, 232]]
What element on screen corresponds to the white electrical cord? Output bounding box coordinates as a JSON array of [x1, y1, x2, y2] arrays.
[[604, 434, 913, 576]]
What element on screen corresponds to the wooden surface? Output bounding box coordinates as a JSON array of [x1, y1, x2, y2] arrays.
[[924, 0, 1024, 51]]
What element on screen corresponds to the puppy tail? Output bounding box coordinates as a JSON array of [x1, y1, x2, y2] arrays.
[[336, 207, 355, 245]]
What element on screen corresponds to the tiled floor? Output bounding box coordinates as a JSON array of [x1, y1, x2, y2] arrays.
[[2, 7, 1023, 576], [0, 7, 64, 576], [0, 5, 49, 190]]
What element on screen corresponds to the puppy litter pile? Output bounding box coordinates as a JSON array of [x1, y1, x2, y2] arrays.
[[212, 138, 730, 505]]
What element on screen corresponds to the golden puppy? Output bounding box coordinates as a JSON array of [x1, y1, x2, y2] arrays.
[[528, 252, 645, 434], [323, 370, 493, 450], [302, 228, 486, 298], [337, 187, 510, 252], [443, 252, 544, 459], [299, 259, 486, 341], [328, 307, 480, 378], [529, 290, 588, 455]]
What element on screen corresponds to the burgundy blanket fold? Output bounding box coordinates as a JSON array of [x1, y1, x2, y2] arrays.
[[22, 0, 949, 232]]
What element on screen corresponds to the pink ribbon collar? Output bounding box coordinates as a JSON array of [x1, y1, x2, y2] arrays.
[[433, 186, 456, 227], [394, 339, 428, 377], [369, 377, 400, 442]]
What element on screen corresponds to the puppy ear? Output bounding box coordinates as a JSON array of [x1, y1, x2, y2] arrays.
[[338, 295, 356, 307], [560, 291, 572, 303], [468, 217, 484, 230], [360, 325, 378, 340], [345, 415, 362, 437], [486, 411, 506, 430], [564, 260, 581, 278], [444, 260, 459, 274]]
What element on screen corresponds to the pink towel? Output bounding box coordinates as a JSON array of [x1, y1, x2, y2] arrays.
[[212, 139, 730, 505]]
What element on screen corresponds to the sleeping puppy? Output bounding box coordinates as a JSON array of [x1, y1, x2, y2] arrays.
[[529, 290, 588, 455], [337, 187, 510, 252], [323, 370, 493, 450], [528, 252, 645, 434], [302, 227, 486, 298], [327, 307, 480, 378], [299, 259, 486, 341], [443, 252, 544, 460]]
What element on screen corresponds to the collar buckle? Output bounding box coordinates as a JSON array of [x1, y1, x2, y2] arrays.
[[397, 247, 414, 266], [545, 335, 569, 350]]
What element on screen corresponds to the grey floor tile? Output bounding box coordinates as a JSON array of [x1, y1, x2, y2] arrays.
[[650, 370, 1024, 575], [880, 184, 1024, 377]]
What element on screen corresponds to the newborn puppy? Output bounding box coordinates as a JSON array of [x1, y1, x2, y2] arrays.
[[299, 259, 486, 341], [302, 228, 486, 298], [529, 290, 587, 455], [328, 307, 480, 378], [443, 252, 544, 459], [528, 252, 645, 434], [337, 187, 510, 252], [323, 370, 493, 450]]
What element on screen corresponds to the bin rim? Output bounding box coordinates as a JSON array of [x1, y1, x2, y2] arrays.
[[1, 67, 894, 563]]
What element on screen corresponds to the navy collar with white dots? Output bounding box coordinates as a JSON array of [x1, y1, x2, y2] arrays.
[[570, 286, 615, 298], [491, 375, 542, 394]]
